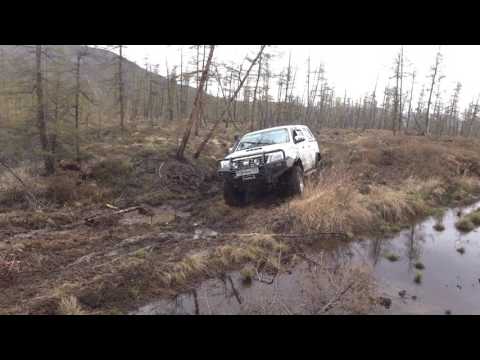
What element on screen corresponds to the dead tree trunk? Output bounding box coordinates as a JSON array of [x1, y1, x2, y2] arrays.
[[250, 54, 263, 131], [406, 71, 416, 129], [425, 50, 442, 136], [74, 52, 82, 162], [176, 45, 215, 160], [118, 45, 125, 136], [35, 45, 55, 175], [193, 45, 266, 159]]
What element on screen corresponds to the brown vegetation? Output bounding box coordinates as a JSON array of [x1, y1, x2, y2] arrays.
[[1, 128, 480, 314]]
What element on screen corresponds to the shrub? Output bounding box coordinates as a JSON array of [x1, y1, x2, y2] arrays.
[[90, 158, 133, 189]]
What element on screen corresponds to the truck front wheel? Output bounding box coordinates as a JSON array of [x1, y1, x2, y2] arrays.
[[223, 181, 245, 206], [287, 165, 305, 196]]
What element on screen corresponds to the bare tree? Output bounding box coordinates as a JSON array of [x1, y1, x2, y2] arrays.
[[176, 45, 215, 160], [406, 70, 416, 129], [250, 53, 263, 131], [398, 46, 404, 133], [117, 45, 126, 136], [447, 82, 461, 136], [35, 45, 55, 175], [74, 46, 89, 162], [194, 45, 266, 159], [425, 48, 442, 136]]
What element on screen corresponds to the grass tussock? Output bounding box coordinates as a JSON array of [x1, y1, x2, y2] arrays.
[[240, 264, 256, 284], [286, 168, 373, 235], [385, 253, 399, 262], [414, 272, 423, 284], [213, 235, 288, 271], [455, 218, 474, 232], [414, 262, 425, 270], [58, 295, 85, 315], [161, 251, 210, 286], [159, 234, 288, 289]]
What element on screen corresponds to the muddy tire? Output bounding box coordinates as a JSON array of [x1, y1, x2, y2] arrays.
[[223, 181, 245, 207], [287, 165, 305, 196], [315, 152, 322, 169]]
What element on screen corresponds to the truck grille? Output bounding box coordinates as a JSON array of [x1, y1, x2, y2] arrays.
[[233, 156, 265, 170]]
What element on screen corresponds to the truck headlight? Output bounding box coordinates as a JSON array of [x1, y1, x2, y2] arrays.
[[220, 160, 231, 170], [266, 151, 284, 163]]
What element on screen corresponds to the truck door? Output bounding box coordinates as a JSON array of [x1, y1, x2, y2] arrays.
[[293, 128, 312, 171], [301, 126, 318, 169]]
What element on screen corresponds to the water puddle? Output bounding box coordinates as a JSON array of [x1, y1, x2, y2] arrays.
[[352, 200, 480, 314], [132, 200, 480, 315]]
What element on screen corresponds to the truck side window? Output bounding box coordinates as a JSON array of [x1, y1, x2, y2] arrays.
[[292, 129, 297, 140], [294, 129, 305, 143]]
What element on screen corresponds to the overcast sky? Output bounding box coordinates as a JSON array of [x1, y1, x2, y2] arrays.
[[120, 45, 480, 111]]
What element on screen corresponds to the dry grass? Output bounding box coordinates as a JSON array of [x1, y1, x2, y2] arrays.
[[213, 235, 287, 272], [58, 295, 85, 315], [161, 251, 210, 286], [286, 168, 373, 235], [280, 161, 480, 239], [284, 168, 436, 237], [157, 234, 288, 289], [0, 166, 42, 207], [367, 185, 415, 223]]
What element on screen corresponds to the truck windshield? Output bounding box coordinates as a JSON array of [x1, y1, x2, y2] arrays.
[[236, 128, 290, 151]]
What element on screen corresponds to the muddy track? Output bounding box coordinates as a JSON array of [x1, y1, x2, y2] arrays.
[[0, 183, 297, 314]]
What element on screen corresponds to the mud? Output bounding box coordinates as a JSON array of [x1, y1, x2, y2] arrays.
[[132, 200, 480, 315]]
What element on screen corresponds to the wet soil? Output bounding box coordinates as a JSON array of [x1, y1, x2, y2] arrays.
[[131, 200, 480, 315]]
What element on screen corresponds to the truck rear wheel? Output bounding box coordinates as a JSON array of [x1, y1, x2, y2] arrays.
[[223, 181, 245, 206], [287, 165, 305, 196]]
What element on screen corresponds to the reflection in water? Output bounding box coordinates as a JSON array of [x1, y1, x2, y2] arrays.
[[367, 200, 480, 314], [132, 200, 480, 315], [405, 224, 424, 270], [370, 238, 382, 266]]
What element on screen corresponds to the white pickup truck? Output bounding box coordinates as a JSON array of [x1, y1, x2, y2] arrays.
[[218, 125, 321, 206]]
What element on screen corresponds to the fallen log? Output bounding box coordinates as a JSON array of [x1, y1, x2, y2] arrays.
[[84, 205, 154, 226]]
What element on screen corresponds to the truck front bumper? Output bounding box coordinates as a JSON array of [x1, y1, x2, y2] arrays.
[[218, 160, 289, 189]]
